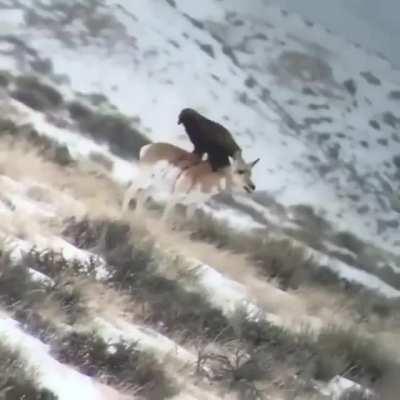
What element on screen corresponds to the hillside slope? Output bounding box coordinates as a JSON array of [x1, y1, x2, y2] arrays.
[[0, 1, 399, 399], [1, 0, 399, 250]]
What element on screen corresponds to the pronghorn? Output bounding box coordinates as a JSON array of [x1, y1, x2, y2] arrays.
[[122, 142, 259, 221]]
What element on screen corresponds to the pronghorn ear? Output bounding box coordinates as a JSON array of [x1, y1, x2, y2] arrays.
[[250, 158, 260, 168]]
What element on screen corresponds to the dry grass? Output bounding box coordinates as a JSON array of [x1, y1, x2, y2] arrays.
[[0, 345, 57, 400], [1, 129, 399, 397], [55, 331, 176, 399], [0, 244, 177, 398], [186, 212, 338, 290], [63, 217, 236, 343], [63, 216, 400, 391], [11, 75, 63, 111], [67, 101, 150, 159]]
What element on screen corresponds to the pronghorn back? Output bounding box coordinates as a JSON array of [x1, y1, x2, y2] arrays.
[[139, 142, 198, 167], [138, 142, 257, 196]]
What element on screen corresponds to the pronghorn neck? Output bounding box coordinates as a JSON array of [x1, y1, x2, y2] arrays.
[[217, 165, 235, 190]]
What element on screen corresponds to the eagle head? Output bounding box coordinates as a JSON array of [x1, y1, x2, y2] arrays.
[[178, 108, 200, 125]]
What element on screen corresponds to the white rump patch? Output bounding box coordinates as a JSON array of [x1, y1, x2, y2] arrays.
[[139, 144, 152, 160]]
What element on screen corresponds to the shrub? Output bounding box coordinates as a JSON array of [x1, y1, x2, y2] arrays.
[[89, 151, 114, 170], [0, 251, 45, 307], [187, 213, 320, 289], [0, 118, 18, 135], [0, 70, 13, 87], [333, 231, 366, 255], [12, 75, 63, 111], [63, 218, 235, 342], [338, 388, 375, 400], [238, 312, 400, 387], [55, 331, 176, 399], [67, 101, 150, 159], [315, 326, 400, 384], [0, 345, 57, 399]]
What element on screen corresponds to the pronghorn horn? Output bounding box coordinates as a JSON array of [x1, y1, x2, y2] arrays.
[[250, 158, 260, 168]]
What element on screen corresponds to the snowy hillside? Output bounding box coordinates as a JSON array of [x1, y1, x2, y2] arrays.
[[0, 0, 400, 399], [1, 0, 399, 251]]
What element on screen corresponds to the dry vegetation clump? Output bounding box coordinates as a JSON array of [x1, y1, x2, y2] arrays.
[[89, 151, 114, 171], [333, 231, 366, 256], [0, 248, 45, 308], [0, 345, 57, 400], [0, 244, 176, 398], [338, 388, 376, 400], [185, 212, 400, 320], [0, 119, 74, 166], [186, 212, 337, 290], [283, 204, 332, 250], [314, 326, 400, 385], [66, 100, 150, 159], [349, 290, 400, 323], [55, 331, 177, 399], [0, 245, 90, 329], [327, 231, 400, 291], [11, 75, 64, 111], [61, 217, 400, 394], [236, 312, 400, 393], [63, 217, 236, 342], [0, 70, 13, 87]]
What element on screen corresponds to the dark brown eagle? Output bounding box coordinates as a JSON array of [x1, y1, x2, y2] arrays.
[[178, 108, 242, 171]]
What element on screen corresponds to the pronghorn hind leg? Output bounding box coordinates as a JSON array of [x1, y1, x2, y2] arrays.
[[185, 203, 198, 220]]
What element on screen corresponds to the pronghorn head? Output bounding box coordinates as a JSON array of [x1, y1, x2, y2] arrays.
[[230, 152, 259, 194]]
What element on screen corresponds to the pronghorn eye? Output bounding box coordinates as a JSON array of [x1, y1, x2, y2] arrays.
[[237, 169, 245, 174]]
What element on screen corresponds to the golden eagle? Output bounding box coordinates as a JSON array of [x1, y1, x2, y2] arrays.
[[178, 108, 242, 171]]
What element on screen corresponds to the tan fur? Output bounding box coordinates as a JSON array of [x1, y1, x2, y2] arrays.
[[123, 143, 258, 219]]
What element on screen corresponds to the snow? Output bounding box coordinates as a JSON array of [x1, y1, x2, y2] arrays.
[[0, 9, 24, 35], [0, 0, 398, 252], [178, 257, 284, 327], [0, 4, 399, 397], [320, 375, 374, 400], [323, 241, 358, 259], [6, 99, 139, 185], [0, 316, 129, 400], [308, 248, 400, 298], [94, 317, 197, 366], [201, 203, 264, 231]]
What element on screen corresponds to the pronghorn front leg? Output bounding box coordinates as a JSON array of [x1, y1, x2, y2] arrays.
[[161, 199, 177, 224], [122, 182, 139, 214]]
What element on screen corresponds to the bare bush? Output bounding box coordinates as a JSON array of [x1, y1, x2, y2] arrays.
[[55, 331, 176, 399], [12, 75, 63, 111], [67, 101, 150, 159], [0, 345, 57, 399]]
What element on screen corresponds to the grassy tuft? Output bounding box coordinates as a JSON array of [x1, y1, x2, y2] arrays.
[[0, 70, 13, 87], [55, 331, 176, 399], [333, 231, 366, 256], [239, 313, 400, 388], [315, 325, 400, 384], [62, 217, 400, 389], [12, 75, 63, 111], [0, 345, 58, 399], [187, 213, 326, 289], [67, 101, 150, 159], [0, 250, 45, 308], [63, 217, 235, 342]]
